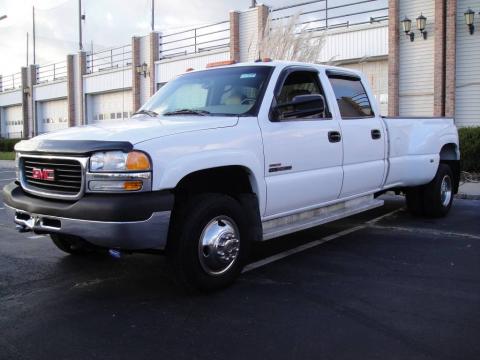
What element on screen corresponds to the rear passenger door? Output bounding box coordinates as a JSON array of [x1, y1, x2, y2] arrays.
[[326, 71, 386, 198], [260, 67, 343, 217]]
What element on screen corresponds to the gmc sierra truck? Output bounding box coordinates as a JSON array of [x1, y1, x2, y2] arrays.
[[3, 61, 460, 291]]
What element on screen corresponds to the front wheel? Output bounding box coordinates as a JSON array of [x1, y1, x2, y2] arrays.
[[167, 194, 251, 292]]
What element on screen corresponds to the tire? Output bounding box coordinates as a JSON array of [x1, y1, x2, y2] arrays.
[[422, 164, 454, 218], [50, 234, 96, 255], [167, 193, 251, 292], [406, 186, 425, 216]]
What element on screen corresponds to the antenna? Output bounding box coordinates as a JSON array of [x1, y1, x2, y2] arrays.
[[26, 32, 29, 66], [32, 6, 36, 64], [151, 0, 155, 31]]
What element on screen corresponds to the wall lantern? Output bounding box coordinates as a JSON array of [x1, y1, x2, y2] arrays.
[[416, 14, 427, 40], [401, 16, 414, 41], [135, 62, 148, 78], [464, 8, 475, 35]]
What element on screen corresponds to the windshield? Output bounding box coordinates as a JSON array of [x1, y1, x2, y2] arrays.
[[138, 66, 274, 117]]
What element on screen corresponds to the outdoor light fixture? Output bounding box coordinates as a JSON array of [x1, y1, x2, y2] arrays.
[[416, 14, 427, 40], [401, 16, 414, 42], [464, 8, 475, 35], [135, 63, 148, 78]]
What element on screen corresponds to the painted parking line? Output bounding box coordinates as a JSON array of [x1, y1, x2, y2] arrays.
[[28, 235, 46, 239], [243, 208, 402, 273], [0, 171, 15, 173], [0, 178, 16, 181]]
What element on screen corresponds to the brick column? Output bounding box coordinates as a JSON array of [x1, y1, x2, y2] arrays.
[[149, 32, 160, 96], [132, 36, 141, 111], [77, 51, 87, 125], [433, 0, 446, 117], [20, 67, 29, 138], [257, 4, 269, 43], [28, 65, 37, 136], [229, 11, 240, 62], [387, 0, 400, 117], [445, 0, 456, 118], [66, 54, 75, 127]]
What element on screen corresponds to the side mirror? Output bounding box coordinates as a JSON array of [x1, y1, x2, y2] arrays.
[[273, 94, 326, 120]]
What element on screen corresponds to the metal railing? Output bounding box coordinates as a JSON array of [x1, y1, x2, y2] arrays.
[[36, 61, 68, 84], [270, 0, 388, 33], [159, 20, 230, 60], [86, 44, 132, 74], [1, 72, 22, 92], [0, 131, 23, 139]]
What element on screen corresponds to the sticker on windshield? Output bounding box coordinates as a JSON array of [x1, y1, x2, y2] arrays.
[[240, 73, 256, 79]]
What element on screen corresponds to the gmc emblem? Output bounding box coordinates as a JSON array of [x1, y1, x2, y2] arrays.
[[31, 168, 55, 181]]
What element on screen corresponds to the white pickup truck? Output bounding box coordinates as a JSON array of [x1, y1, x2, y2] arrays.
[[3, 61, 460, 291]]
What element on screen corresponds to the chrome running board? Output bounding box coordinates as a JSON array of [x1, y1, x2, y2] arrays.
[[262, 195, 384, 241]]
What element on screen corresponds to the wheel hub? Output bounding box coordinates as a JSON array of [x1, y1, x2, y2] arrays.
[[440, 175, 452, 207], [198, 216, 240, 275]]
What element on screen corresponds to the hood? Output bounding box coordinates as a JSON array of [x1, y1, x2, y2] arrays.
[[32, 115, 239, 144]]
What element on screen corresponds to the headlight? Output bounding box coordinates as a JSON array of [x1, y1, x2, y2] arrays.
[[87, 151, 152, 193], [89, 151, 151, 172]]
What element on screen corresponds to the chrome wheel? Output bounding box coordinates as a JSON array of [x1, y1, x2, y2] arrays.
[[198, 216, 240, 276], [440, 175, 452, 207]]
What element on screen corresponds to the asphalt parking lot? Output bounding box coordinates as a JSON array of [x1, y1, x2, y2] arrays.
[[1, 165, 479, 360]]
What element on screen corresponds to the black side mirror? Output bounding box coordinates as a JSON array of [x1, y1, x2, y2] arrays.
[[273, 94, 326, 120]]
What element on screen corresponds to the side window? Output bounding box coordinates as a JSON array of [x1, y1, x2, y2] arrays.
[[275, 70, 330, 120], [327, 75, 374, 118]]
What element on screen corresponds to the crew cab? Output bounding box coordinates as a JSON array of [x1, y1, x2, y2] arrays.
[[2, 61, 460, 291]]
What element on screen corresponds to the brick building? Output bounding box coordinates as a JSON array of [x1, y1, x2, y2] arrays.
[[0, 0, 478, 139]]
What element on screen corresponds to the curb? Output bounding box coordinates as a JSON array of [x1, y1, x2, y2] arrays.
[[0, 160, 15, 169], [455, 193, 480, 200]]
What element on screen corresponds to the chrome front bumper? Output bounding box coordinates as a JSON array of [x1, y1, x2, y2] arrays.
[[5, 205, 171, 250]]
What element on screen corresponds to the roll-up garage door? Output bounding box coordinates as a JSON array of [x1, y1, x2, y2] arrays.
[[88, 90, 132, 123], [1, 105, 23, 139], [37, 98, 68, 134]]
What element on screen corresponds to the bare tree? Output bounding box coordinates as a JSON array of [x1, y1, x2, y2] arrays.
[[254, 14, 326, 63]]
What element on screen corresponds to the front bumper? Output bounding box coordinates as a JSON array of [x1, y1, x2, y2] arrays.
[[2, 182, 174, 250]]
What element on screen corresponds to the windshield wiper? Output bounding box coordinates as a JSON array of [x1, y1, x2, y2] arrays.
[[163, 109, 211, 116], [132, 109, 159, 117]]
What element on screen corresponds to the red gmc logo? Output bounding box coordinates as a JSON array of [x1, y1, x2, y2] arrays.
[[32, 168, 55, 181]]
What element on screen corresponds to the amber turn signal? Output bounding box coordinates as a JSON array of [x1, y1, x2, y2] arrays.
[[123, 180, 143, 191], [126, 151, 151, 171]]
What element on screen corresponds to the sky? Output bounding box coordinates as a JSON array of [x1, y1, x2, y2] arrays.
[[0, 0, 386, 76]]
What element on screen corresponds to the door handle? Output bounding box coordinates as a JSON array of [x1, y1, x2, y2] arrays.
[[371, 129, 382, 140], [328, 131, 342, 143]]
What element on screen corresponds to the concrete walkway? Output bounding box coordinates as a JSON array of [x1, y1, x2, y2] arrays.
[[458, 182, 480, 200], [0, 160, 15, 169]]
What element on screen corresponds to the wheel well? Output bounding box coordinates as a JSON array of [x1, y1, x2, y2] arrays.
[[440, 143, 460, 194], [174, 166, 254, 200], [168, 167, 261, 246], [440, 143, 459, 160]]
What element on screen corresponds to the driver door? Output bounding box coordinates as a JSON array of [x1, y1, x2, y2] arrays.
[[259, 67, 344, 217]]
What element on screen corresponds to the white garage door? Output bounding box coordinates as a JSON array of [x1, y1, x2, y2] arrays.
[[37, 98, 68, 134], [1, 105, 23, 139], [88, 90, 132, 124], [343, 59, 388, 116]]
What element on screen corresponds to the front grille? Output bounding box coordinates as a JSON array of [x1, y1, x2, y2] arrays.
[[21, 157, 83, 197]]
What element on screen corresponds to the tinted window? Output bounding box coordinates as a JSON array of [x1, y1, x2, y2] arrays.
[[275, 71, 330, 120], [328, 75, 373, 118], [140, 66, 273, 117]]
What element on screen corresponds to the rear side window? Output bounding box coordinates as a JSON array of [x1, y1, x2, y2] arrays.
[[328, 74, 373, 118]]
